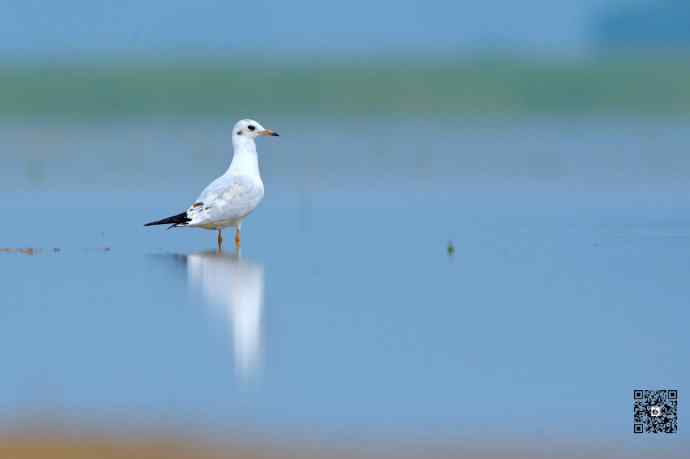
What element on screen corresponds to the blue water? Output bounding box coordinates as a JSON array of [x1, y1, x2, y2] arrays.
[[0, 119, 688, 456]]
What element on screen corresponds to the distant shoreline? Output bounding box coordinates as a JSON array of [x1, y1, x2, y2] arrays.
[[1, 56, 688, 118]]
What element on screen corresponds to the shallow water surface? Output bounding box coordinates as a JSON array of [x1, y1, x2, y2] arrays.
[[0, 118, 688, 455]]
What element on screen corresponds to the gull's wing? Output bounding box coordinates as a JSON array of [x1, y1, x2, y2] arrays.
[[186, 174, 264, 227]]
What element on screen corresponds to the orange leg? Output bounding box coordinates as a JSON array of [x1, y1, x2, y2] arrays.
[[216, 228, 223, 253], [234, 228, 241, 250]]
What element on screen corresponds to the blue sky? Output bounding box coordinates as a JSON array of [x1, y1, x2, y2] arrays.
[[0, 0, 627, 59]]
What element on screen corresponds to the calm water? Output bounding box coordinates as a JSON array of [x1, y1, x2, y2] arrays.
[[0, 118, 688, 455]]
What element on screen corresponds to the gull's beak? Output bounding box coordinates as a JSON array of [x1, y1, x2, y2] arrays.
[[258, 129, 279, 137]]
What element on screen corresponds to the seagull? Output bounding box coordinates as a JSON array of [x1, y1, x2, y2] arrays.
[[145, 119, 278, 251]]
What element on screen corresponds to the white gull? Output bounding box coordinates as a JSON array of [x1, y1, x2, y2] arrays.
[[145, 119, 278, 251]]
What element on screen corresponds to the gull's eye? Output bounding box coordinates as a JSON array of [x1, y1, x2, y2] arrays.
[[248, 125, 256, 131]]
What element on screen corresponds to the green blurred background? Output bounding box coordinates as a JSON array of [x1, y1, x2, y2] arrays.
[[2, 0, 690, 118]]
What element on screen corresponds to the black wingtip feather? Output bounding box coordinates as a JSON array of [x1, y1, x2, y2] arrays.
[[144, 211, 191, 227]]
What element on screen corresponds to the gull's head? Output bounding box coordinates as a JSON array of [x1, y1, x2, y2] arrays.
[[233, 119, 279, 140]]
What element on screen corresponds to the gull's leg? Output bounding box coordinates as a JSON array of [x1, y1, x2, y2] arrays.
[[217, 228, 223, 253], [234, 227, 241, 250]]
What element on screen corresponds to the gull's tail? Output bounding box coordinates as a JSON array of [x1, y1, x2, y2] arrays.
[[144, 211, 191, 229]]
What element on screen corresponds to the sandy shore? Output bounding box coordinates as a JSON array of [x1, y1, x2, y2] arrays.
[[0, 435, 282, 459]]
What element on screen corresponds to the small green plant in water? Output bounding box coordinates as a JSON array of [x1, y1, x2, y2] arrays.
[[447, 241, 455, 256]]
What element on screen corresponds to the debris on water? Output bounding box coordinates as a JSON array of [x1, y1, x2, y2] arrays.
[[0, 248, 36, 256], [83, 247, 112, 253], [447, 241, 455, 256], [0, 247, 110, 255]]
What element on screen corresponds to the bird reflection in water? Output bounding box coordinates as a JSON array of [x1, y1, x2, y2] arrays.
[[185, 251, 264, 379]]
